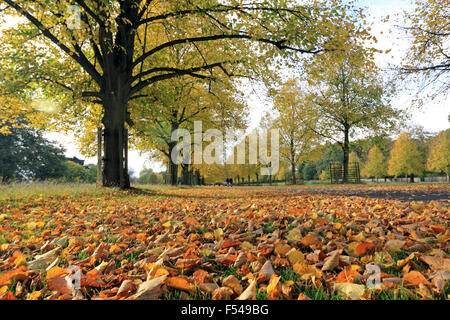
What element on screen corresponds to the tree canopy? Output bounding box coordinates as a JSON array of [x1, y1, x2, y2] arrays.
[[0, 0, 368, 188]]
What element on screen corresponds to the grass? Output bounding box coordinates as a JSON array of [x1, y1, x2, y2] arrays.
[[0, 182, 175, 203], [0, 182, 448, 300], [262, 221, 277, 234], [0, 182, 100, 200], [373, 287, 417, 300], [163, 288, 212, 300]]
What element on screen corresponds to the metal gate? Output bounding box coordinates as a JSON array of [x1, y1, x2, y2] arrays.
[[330, 162, 360, 183]]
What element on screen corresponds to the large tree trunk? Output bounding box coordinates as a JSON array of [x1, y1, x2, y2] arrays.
[[97, 127, 102, 186], [181, 164, 189, 185], [168, 162, 178, 185], [342, 126, 350, 183], [291, 162, 296, 185], [102, 92, 130, 189], [290, 138, 296, 185], [197, 171, 202, 185], [167, 141, 179, 185]]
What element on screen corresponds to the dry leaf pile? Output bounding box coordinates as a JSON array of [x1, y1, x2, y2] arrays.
[[0, 184, 448, 300]]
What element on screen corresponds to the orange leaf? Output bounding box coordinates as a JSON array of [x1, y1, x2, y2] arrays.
[[355, 242, 375, 256], [46, 266, 67, 280], [212, 287, 234, 300], [266, 274, 281, 300], [184, 217, 199, 226], [221, 239, 242, 249], [403, 271, 431, 287], [109, 244, 122, 255], [86, 268, 100, 279], [430, 225, 445, 234], [166, 276, 192, 292], [0, 291, 16, 300], [81, 275, 104, 288], [47, 275, 72, 295], [301, 235, 321, 247], [336, 269, 360, 283], [193, 269, 212, 285], [297, 293, 312, 300], [0, 266, 29, 286]]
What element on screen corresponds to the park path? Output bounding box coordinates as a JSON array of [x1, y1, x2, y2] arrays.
[[225, 184, 450, 203]]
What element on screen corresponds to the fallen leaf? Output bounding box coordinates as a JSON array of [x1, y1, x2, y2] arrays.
[[419, 255, 450, 272], [287, 248, 305, 265], [237, 280, 256, 300], [322, 250, 340, 271], [212, 287, 234, 300], [333, 283, 366, 300], [301, 234, 321, 247], [336, 269, 360, 283], [222, 275, 243, 295], [258, 260, 275, 282], [385, 240, 406, 252], [355, 242, 375, 256], [403, 271, 431, 287], [128, 275, 166, 300], [166, 276, 193, 292]]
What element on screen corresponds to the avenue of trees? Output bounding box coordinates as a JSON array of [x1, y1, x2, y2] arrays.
[[0, 1, 447, 187], [0, 0, 367, 189], [208, 126, 448, 185]]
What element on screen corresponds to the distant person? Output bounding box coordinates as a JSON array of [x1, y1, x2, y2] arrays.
[[226, 178, 230, 186], [230, 178, 233, 187]]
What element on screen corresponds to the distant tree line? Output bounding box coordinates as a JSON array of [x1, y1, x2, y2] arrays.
[[297, 128, 449, 183], [136, 168, 165, 185], [0, 123, 97, 183]]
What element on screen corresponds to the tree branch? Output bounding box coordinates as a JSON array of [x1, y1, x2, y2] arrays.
[[133, 33, 322, 70], [3, 0, 103, 86], [130, 62, 225, 95]]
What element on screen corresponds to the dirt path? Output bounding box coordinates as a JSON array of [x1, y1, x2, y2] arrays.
[[228, 184, 450, 203]]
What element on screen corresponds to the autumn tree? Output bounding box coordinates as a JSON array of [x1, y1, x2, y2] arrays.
[[426, 129, 450, 180], [0, 121, 67, 182], [362, 145, 386, 181], [132, 73, 247, 185], [305, 45, 401, 182], [388, 132, 425, 182], [0, 0, 364, 189], [271, 79, 317, 184], [348, 151, 361, 165], [400, 0, 449, 99]]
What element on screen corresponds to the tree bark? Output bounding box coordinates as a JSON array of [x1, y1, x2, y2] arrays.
[[168, 162, 178, 186], [181, 164, 189, 185], [342, 125, 350, 183], [97, 127, 102, 186], [102, 94, 130, 189], [196, 170, 201, 185], [290, 138, 296, 185], [291, 162, 296, 185]]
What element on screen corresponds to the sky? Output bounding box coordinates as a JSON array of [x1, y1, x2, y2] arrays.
[[5, 1, 448, 176]]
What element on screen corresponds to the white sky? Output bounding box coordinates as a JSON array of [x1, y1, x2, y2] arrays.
[[3, 1, 448, 176]]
